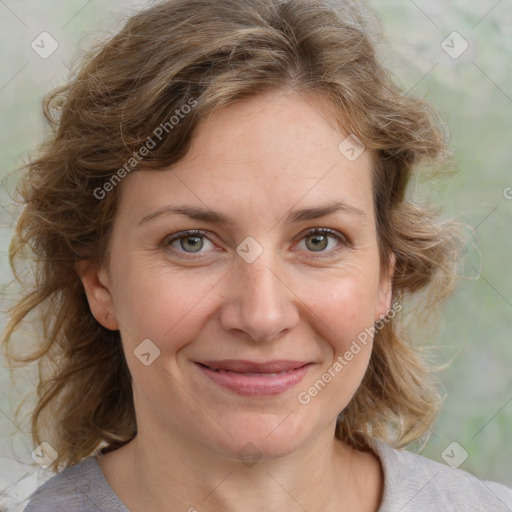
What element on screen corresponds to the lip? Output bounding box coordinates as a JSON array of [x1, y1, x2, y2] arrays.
[[198, 359, 310, 373], [195, 360, 313, 396]]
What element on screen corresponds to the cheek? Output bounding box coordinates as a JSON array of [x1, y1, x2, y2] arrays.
[[308, 267, 381, 350], [110, 255, 219, 352], [295, 273, 379, 416]]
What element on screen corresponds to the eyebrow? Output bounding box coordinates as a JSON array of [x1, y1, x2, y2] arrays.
[[138, 200, 366, 227]]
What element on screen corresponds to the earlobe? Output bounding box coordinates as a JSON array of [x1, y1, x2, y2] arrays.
[[75, 260, 119, 331]]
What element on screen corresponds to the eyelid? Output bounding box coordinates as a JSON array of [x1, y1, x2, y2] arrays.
[[164, 229, 209, 244], [298, 226, 349, 244]]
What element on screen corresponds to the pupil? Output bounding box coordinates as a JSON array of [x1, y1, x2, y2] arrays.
[[307, 235, 327, 251], [182, 236, 203, 253]]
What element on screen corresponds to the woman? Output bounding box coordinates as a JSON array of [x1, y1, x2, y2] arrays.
[[2, 0, 511, 510]]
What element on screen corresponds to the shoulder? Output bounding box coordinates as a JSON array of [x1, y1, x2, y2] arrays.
[[23, 457, 127, 512], [368, 438, 512, 512]]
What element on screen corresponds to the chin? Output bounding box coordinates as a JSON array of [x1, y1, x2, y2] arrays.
[[202, 412, 316, 462]]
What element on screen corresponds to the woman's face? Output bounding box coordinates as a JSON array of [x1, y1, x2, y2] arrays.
[[83, 90, 392, 460]]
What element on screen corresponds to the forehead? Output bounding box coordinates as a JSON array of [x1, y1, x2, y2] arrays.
[[118, 90, 374, 222], [183, 90, 368, 174]]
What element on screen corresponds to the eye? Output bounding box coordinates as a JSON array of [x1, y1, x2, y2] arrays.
[[165, 230, 215, 255], [296, 227, 348, 256], [163, 227, 348, 259]]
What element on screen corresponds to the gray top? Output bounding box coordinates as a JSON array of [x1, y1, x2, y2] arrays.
[[24, 439, 512, 511]]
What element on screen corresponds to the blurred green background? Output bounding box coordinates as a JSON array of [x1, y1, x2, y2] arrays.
[[367, 0, 512, 488], [1, 0, 511, 509]]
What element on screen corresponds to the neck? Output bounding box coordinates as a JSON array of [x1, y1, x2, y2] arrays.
[[100, 421, 382, 512]]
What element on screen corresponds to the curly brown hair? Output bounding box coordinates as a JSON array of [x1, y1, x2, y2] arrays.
[[2, 0, 460, 472]]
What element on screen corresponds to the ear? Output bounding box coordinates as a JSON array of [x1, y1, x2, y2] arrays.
[[75, 260, 119, 330], [374, 252, 395, 322]]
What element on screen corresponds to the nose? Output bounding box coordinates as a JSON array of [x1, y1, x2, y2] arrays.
[[219, 252, 300, 343]]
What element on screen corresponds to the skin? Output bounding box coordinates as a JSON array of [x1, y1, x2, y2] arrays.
[[77, 89, 393, 512]]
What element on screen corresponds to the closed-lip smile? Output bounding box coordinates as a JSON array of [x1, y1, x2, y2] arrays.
[[194, 359, 314, 396]]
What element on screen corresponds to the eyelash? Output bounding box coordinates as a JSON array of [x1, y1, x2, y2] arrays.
[[163, 227, 349, 259]]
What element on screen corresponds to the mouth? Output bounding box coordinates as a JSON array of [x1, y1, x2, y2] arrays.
[[194, 360, 314, 396]]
